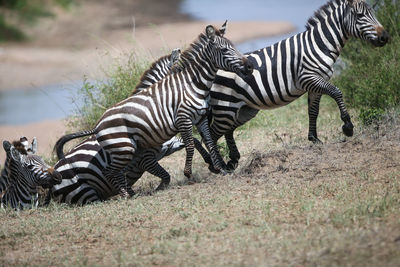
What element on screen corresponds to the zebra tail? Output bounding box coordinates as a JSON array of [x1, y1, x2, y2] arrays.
[[54, 129, 95, 159]]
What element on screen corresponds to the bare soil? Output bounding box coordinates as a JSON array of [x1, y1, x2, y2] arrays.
[[239, 124, 400, 185], [0, 116, 399, 266]]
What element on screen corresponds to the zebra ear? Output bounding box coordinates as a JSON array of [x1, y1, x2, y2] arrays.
[[3, 141, 11, 153], [10, 146, 21, 162], [206, 25, 217, 41], [30, 137, 37, 154], [219, 20, 228, 36]]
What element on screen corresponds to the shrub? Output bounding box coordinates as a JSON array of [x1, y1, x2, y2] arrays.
[[333, 0, 400, 124], [70, 53, 151, 131]]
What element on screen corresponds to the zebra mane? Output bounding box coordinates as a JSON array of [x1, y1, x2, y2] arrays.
[[133, 54, 171, 95], [172, 27, 223, 73], [306, 0, 345, 30]]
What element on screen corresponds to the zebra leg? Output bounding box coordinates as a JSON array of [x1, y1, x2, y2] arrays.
[[194, 138, 212, 165], [307, 78, 354, 137], [225, 105, 259, 171], [143, 160, 171, 191], [43, 190, 52, 206], [125, 171, 142, 188], [196, 118, 227, 175], [307, 92, 323, 143], [225, 131, 240, 171], [103, 166, 131, 198], [178, 121, 195, 179]]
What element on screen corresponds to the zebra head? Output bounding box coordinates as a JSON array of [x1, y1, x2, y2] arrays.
[[205, 22, 253, 76], [345, 0, 389, 47], [2, 139, 62, 190]]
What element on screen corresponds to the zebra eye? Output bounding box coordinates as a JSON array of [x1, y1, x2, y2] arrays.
[[221, 48, 229, 53], [356, 13, 364, 19]]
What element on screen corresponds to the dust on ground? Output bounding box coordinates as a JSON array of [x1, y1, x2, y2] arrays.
[[239, 121, 400, 185]]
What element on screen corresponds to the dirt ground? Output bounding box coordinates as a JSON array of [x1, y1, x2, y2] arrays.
[[0, 0, 294, 163], [239, 122, 400, 185], [0, 115, 399, 266]]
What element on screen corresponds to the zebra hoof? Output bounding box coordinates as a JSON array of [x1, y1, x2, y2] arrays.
[[208, 165, 221, 174], [120, 190, 130, 199], [308, 136, 323, 144], [184, 170, 192, 179], [219, 168, 227, 176], [226, 160, 238, 172], [155, 182, 169, 191], [342, 122, 354, 137]]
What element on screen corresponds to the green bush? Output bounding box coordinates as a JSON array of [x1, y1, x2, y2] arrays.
[[334, 0, 400, 125], [71, 54, 151, 131]]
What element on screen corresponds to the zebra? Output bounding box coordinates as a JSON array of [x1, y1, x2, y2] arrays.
[[47, 49, 185, 205], [197, 0, 389, 171], [49, 136, 184, 205], [54, 23, 253, 198], [1, 137, 62, 210]]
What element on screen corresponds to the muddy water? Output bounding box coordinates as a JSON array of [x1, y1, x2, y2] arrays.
[[0, 0, 324, 125]]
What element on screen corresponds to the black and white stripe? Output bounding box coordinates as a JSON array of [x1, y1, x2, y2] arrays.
[[48, 49, 185, 205], [0, 138, 61, 210], [199, 0, 389, 170], [54, 23, 253, 198], [49, 136, 184, 205], [134, 48, 182, 93]]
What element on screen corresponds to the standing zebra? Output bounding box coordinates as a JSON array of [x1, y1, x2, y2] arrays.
[[48, 49, 185, 205], [1, 138, 62, 210], [198, 0, 389, 170], [55, 23, 253, 198]]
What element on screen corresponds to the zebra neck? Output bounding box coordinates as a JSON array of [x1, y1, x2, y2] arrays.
[[177, 40, 218, 92], [306, 0, 349, 62]]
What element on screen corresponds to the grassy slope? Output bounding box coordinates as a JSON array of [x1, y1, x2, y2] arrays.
[[1, 99, 399, 266]]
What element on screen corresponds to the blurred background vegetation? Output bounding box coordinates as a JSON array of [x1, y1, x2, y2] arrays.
[[0, 0, 74, 41]]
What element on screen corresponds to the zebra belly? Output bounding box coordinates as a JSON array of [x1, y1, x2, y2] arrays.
[[211, 69, 304, 111]]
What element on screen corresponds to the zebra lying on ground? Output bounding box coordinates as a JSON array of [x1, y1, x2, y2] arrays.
[[55, 23, 253, 198], [196, 0, 389, 171], [49, 136, 184, 205], [1, 137, 62, 210], [48, 49, 185, 205]]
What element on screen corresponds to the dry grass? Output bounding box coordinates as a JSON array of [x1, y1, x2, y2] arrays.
[[1, 99, 399, 266]]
